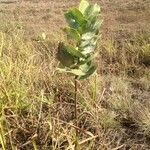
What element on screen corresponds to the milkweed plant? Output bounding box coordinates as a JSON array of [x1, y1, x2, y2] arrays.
[[56, 0, 102, 146], [57, 0, 102, 79]]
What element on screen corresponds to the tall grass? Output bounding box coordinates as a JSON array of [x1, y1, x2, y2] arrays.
[[0, 21, 149, 149]]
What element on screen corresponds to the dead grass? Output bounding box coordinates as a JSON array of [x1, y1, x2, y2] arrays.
[[0, 0, 150, 149]]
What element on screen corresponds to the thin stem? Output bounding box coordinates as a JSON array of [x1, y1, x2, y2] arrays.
[[74, 76, 78, 150]]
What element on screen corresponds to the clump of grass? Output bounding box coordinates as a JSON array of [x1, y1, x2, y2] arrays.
[[99, 31, 150, 77], [0, 22, 56, 149], [125, 31, 150, 66]]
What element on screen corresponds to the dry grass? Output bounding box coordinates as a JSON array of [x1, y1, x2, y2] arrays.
[[0, 0, 150, 150]]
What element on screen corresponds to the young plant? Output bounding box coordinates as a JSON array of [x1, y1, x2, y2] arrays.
[[57, 0, 102, 147]]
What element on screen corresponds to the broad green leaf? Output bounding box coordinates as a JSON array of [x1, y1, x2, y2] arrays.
[[57, 42, 75, 67], [80, 40, 89, 48], [93, 4, 101, 16], [82, 44, 96, 54], [91, 37, 98, 45], [71, 8, 87, 25], [93, 20, 103, 30], [93, 20, 103, 33], [56, 67, 68, 73], [69, 69, 86, 76], [86, 17, 102, 33], [78, 65, 97, 80], [80, 38, 98, 54], [80, 39, 96, 51], [81, 32, 96, 40], [65, 45, 86, 58], [65, 11, 79, 29], [79, 61, 92, 72], [57, 68, 85, 76], [80, 39, 97, 55], [63, 27, 81, 41], [79, 0, 89, 14], [65, 8, 87, 32], [79, 51, 99, 65], [84, 4, 100, 18]]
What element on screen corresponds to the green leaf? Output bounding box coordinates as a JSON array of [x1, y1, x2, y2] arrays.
[[71, 8, 87, 25], [80, 40, 89, 48], [86, 17, 102, 33], [81, 32, 96, 40], [65, 45, 86, 58], [79, 61, 92, 72], [78, 65, 97, 80], [79, 0, 89, 14], [63, 27, 81, 41], [79, 51, 99, 65], [57, 68, 86, 76], [69, 69, 86, 76], [57, 42, 75, 67], [82, 45, 96, 54], [65, 11, 79, 29], [93, 4, 101, 16], [84, 4, 100, 18], [56, 67, 68, 73], [80, 38, 98, 54], [65, 8, 87, 32], [93, 20, 103, 33]]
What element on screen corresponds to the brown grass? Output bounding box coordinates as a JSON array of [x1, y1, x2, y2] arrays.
[[0, 0, 150, 149]]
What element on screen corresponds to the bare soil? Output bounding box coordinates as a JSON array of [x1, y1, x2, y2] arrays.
[[0, 0, 150, 38]]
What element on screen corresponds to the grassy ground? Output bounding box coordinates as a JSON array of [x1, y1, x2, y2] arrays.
[[0, 0, 150, 149]]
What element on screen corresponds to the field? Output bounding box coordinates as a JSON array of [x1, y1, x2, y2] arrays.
[[0, 0, 150, 149]]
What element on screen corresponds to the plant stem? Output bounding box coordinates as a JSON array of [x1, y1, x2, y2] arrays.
[[74, 76, 78, 150]]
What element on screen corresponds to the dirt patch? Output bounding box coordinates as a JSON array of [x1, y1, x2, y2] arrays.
[[0, 0, 149, 39]]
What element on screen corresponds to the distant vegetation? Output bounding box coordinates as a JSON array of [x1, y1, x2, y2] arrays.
[[0, 0, 149, 149]]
